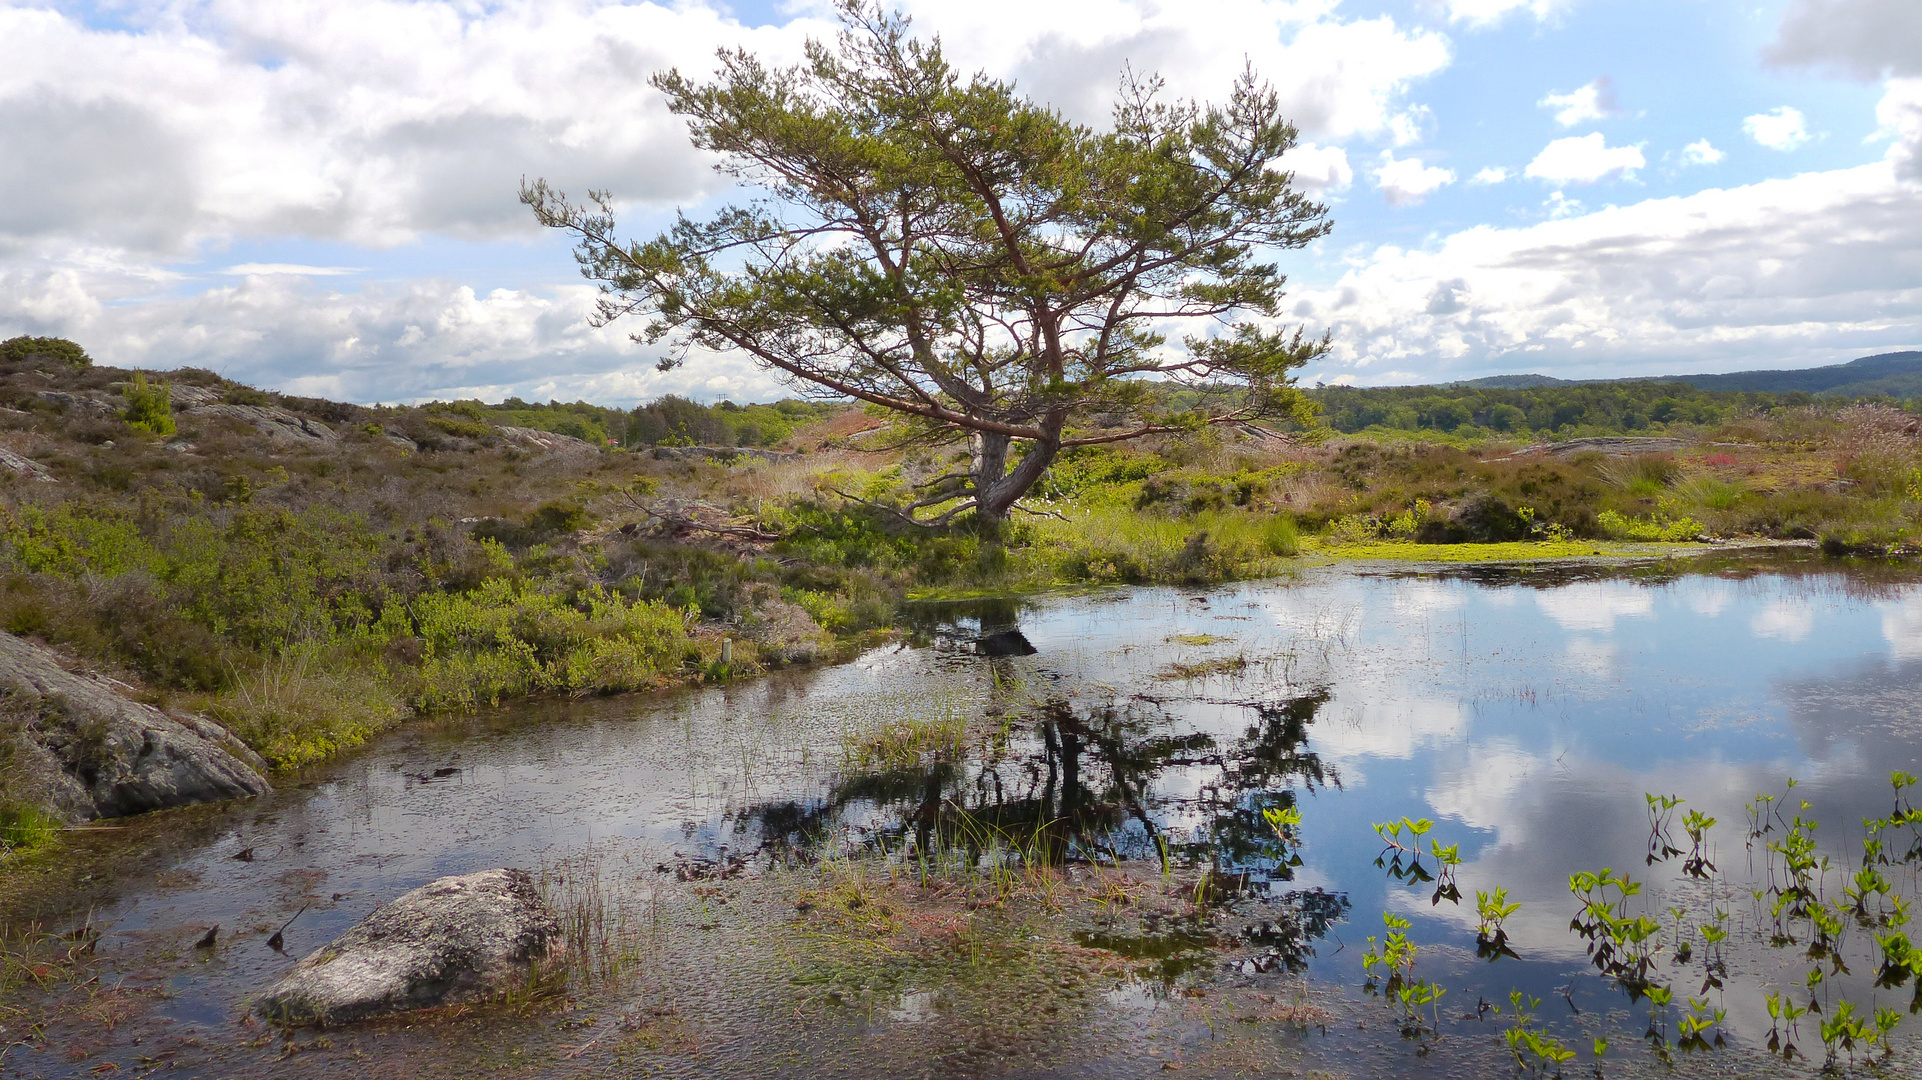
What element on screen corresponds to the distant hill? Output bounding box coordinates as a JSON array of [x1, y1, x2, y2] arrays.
[[1447, 351, 1922, 397], [1651, 351, 1922, 397], [1452, 374, 1575, 389]]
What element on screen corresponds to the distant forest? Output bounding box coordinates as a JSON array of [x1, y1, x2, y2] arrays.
[[454, 395, 846, 448], [459, 360, 1922, 447], [1310, 382, 1860, 436]]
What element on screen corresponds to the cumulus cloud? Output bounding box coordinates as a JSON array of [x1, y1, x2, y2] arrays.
[[1278, 142, 1354, 194], [1375, 151, 1456, 205], [1471, 166, 1511, 184], [1679, 139, 1725, 166], [1744, 106, 1813, 151], [1878, 78, 1922, 182], [1290, 85, 1922, 385], [1539, 77, 1617, 127], [1524, 133, 1645, 184], [1442, 0, 1579, 28], [0, 262, 785, 405], [1765, 0, 1922, 80], [0, 0, 1450, 258], [0, 0, 1456, 398], [221, 264, 363, 276]]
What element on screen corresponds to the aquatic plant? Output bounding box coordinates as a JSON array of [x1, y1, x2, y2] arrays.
[[1500, 991, 1578, 1078], [1474, 887, 1520, 960]]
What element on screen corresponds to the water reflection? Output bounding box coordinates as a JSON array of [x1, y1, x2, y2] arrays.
[[17, 550, 1922, 1079], [750, 687, 1335, 892]]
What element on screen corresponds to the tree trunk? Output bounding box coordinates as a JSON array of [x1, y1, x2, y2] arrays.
[[970, 412, 1065, 523]]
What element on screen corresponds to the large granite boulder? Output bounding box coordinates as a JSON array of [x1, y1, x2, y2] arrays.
[[255, 868, 566, 1025], [0, 631, 269, 820]]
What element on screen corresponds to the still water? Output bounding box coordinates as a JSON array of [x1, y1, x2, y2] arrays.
[[10, 550, 1922, 1078]]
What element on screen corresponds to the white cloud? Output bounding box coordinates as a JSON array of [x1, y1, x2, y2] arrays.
[[1878, 78, 1922, 182], [1375, 151, 1456, 206], [1524, 133, 1645, 184], [1679, 139, 1725, 166], [1750, 600, 1815, 642], [1532, 583, 1654, 633], [1539, 78, 1616, 127], [1289, 85, 1922, 385], [1443, 0, 1579, 28], [1765, 0, 1922, 80], [1278, 142, 1354, 193], [1471, 166, 1511, 184], [0, 0, 1460, 398], [0, 264, 785, 404], [1744, 106, 1813, 151], [1884, 595, 1922, 662], [221, 263, 363, 276]]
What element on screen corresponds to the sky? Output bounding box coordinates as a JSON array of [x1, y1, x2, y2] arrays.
[[0, 0, 1918, 404]]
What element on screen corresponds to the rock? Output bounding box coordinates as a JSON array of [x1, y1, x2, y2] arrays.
[[497, 425, 597, 454], [0, 632, 270, 820], [381, 431, 419, 451], [181, 402, 337, 443], [1498, 436, 1687, 460], [255, 868, 565, 1025], [975, 629, 1037, 657], [34, 390, 119, 415], [0, 446, 55, 482], [167, 384, 220, 408]]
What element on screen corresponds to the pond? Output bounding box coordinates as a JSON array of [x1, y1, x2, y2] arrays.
[[8, 549, 1922, 1078]]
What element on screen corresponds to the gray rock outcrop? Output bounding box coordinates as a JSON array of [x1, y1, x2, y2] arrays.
[[497, 425, 597, 454], [255, 868, 565, 1025], [0, 446, 55, 482], [181, 402, 337, 443], [0, 632, 270, 820]]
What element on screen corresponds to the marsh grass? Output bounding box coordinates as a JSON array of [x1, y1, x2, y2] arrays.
[[842, 709, 969, 770], [1024, 506, 1293, 586], [207, 644, 406, 768], [538, 850, 657, 991]]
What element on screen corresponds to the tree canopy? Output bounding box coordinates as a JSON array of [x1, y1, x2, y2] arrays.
[[525, 2, 1331, 522]]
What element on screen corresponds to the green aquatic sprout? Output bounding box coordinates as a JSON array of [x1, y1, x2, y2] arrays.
[[1645, 793, 1685, 866], [1569, 867, 1662, 989], [1361, 911, 1418, 991], [1818, 998, 1878, 1067], [1261, 804, 1302, 840], [1371, 817, 1438, 885], [1502, 991, 1577, 1078], [1681, 808, 1717, 878], [1429, 841, 1462, 906], [1476, 887, 1520, 938], [1765, 989, 1811, 1058], [1676, 995, 1727, 1051], [1260, 805, 1306, 872], [1845, 862, 1895, 920]]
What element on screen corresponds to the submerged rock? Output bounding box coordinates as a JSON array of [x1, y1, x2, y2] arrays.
[[255, 868, 565, 1025], [974, 629, 1037, 657], [0, 631, 269, 820]]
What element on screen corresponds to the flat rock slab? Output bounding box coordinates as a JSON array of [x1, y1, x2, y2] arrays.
[[0, 631, 268, 820], [256, 868, 565, 1025]]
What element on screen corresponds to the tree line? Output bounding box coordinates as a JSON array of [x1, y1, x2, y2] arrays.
[[1305, 383, 1850, 436]]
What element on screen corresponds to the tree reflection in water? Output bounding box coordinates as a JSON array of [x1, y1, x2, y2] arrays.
[[743, 663, 1350, 970]]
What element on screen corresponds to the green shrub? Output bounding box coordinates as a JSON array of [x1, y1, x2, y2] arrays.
[[122, 373, 175, 436], [0, 336, 91, 368], [1596, 509, 1704, 542], [408, 580, 690, 711]]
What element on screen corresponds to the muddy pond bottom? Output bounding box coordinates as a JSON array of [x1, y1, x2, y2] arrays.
[[8, 550, 1922, 1079]]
